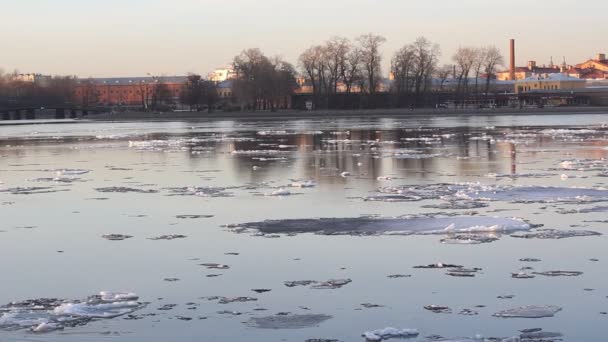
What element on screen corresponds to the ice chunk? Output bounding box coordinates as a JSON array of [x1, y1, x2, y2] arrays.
[[95, 187, 158, 194], [99, 291, 139, 302], [493, 305, 562, 318], [289, 180, 316, 188], [362, 327, 419, 341], [511, 229, 601, 240], [102, 234, 133, 241], [54, 301, 141, 318], [265, 188, 291, 196], [249, 314, 332, 329], [31, 322, 63, 333], [532, 271, 583, 277], [459, 185, 608, 203]]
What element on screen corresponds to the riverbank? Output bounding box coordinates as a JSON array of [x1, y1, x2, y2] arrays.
[[88, 106, 608, 121]]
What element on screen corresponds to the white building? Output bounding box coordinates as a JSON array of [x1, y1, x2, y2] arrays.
[[207, 68, 236, 82]]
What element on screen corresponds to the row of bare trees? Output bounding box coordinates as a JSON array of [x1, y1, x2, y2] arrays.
[[450, 46, 505, 104], [299, 34, 388, 109], [390, 37, 441, 107], [298, 34, 505, 109]]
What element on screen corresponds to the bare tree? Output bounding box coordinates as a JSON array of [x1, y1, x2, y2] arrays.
[[324, 36, 351, 94], [483, 46, 505, 96], [411, 37, 440, 105], [357, 33, 386, 95], [452, 47, 478, 106], [299, 45, 324, 108], [390, 45, 415, 106], [435, 64, 453, 92], [472, 47, 486, 97], [343, 47, 362, 95]]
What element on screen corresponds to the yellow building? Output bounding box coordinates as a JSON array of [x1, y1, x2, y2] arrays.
[[496, 61, 563, 81], [515, 74, 585, 93], [575, 54, 608, 72]]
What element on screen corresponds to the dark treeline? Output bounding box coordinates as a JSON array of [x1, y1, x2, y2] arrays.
[[0, 71, 77, 110], [1, 33, 506, 113]]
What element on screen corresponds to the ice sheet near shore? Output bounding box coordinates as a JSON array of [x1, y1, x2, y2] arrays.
[[228, 216, 531, 236]]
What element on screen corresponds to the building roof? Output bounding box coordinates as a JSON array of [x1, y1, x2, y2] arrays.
[[518, 73, 584, 83], [78, 76, 188, 85]]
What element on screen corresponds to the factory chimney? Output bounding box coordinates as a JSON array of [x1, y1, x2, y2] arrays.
[[509, 39, 516, 81]]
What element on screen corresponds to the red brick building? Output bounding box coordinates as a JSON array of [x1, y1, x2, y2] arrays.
[[73, 76, 187, 107]]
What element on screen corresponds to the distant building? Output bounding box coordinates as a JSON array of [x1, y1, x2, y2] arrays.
[[216, 80, 234, 99], [10, 73, 53, 87], [565, 53, 608, 80], [208, 68, 236, 83], [497, 61, 563, 81], [73, 76, 187, 107], [515, 74, 585, 94]]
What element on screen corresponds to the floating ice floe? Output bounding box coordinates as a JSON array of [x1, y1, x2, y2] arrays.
[[54, 168, 90, 176], [95, 187, 158, 194], [166, 186, 234, 197], [249, 314, 332, 329], [229, 216, 530, 237], [0, 187, 70, 195], [362, 327, 419, 341], [265, 188, 291, 196], [510, 229, 601, 240], [458, 184, 608, 203], [0, 291, 144, 333], [531, 271, 583, 277], [148, 234, 187, 241], [284, 279, 352, 290], [289, 180, 317, 188], [493, 305, 562, 318], [101, 234, 133, 241], [175, 214, 214, 219], [424, 305, 452, 314], [440, 234, 498, 245]]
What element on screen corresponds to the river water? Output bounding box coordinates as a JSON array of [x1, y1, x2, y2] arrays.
[[1, 114, 607, 341]]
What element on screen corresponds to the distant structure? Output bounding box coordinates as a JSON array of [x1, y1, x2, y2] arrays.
[[515, 73, 585, 93], [565, 53, 608, 80], [497, 39, 563, 81], [73, 76, 187, 107], [207, 68, 236, 83], [509, 39, 516, 81], [9, 73, 53, 87]]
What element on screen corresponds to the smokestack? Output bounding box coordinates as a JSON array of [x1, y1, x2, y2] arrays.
[[509, 39, 516, 81]]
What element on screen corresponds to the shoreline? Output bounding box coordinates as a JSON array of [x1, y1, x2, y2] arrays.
[[87, 106, 608, 121], [1, 106, 607, 125]]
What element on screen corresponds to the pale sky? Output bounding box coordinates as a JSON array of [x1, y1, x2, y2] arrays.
[[1, 0, 607, 77]]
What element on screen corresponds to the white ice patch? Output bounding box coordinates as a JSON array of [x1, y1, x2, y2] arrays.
[[100, 291, 138, 302], [53, 301, 141, 318], [265, 188, 291, 197]]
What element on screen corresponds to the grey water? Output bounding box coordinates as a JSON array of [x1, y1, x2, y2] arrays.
[[1, 113, 608, 341]]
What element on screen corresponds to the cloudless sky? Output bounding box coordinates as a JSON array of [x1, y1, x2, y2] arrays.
[[1, 0, 607, 77]]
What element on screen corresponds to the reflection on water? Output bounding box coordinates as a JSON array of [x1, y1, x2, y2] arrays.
[[1, 114, 608, 341]]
